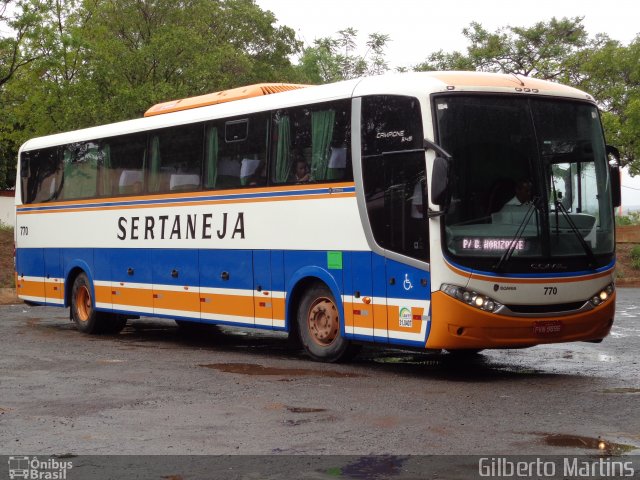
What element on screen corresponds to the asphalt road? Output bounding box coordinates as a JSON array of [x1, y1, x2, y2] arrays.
[[0, 289, 638, 457]]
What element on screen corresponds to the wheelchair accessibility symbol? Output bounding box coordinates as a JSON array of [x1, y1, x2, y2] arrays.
[[403, 274, 413, 291]]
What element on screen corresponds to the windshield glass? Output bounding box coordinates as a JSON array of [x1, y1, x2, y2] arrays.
[[435, 95, 614, 272]]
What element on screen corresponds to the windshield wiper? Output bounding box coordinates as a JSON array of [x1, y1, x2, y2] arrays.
[[553, 201, 597, 269], [493, 197, 539, 272]]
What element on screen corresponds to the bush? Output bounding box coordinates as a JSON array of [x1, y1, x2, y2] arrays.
[[631, 245, 640, 270], [617, 211, 640, 226]]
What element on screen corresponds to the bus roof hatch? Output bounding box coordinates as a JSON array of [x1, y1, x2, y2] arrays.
[[144, 83, 311, 117]]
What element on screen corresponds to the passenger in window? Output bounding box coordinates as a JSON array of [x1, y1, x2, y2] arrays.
[[503, 178, 532, 207], [291, 158, 310, 183], [247, 161, 266, 186]]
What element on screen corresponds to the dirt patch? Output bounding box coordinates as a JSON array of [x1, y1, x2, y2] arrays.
[[0, 228, 14, 289], [0, 288, 18, 305]]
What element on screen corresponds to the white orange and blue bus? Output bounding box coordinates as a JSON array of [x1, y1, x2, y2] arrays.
[[14, 72, 620, 362]]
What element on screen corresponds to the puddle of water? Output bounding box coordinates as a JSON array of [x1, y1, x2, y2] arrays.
[[332, 455, 410, 479], [199, 363, 365, 378], [538, 433, 637, 455], [600, 387, 640, 394]]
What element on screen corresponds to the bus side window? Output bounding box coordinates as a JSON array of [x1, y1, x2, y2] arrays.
[[271, 100, 352, 185], [21, 147, 61, 204], [207, 113, 268, 190], [61, 142, 100, 200], [148, 124, 204, 194], [102, 133, 147, 196]]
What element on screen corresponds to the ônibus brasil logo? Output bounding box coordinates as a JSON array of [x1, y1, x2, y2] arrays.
[[8, 456, 73, 480]]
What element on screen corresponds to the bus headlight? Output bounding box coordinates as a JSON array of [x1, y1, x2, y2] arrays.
[[590, 283, 615, 307], [441, 284, 502, 312]]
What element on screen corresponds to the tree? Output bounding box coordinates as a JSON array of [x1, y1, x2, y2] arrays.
[[0, 0, 303, 188], [297, 28, 390, 84], [0, 0, 50, 89], [565, 35, 640, 172], [413, 17, 640, 174], [415, 17, 588, 80]]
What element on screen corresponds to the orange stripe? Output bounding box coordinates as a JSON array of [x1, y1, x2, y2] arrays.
[[153, 289, 200, 313], [95, 285, 112, 305], [272, 297, 286, 322], [44, 282, 64, 301], [445, 259, 614, 284], [16, 182, 356, 211], [16, 278, 45, 298], [386, 306, 424, 334], [200, 293, 254, 317], [111, 286, 154, 309], [373, 304, 388, 332], [17, 192, 356, 215]]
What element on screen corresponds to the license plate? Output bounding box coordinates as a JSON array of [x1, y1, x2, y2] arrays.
[[533, 320, 563, 336]]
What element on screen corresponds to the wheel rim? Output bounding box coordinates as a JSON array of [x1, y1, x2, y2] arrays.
[[76, 285, 92, 322], [307, 297, 339, 346]]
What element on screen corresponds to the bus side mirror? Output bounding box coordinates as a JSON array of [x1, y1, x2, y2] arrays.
[[610, 165, 621, 208], [606, 145, 621, 208], [430, 156, 450, 206]]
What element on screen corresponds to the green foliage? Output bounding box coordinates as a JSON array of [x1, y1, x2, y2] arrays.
[[414, 16, 640, 177], [566, 35, 640, 170], [0, 0, 302, 189], [297, 29, 390, 84], [415, 17, 588, 79], [631, 245, 640, 270], [616, 211, 640, 226]]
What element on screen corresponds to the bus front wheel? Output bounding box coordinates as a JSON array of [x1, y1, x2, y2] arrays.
[[71, 273, 126, 334], [297, 283, 358, 363]]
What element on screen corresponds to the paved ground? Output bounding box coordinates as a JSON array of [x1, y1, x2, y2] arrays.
[[0, 289, 638, 457]]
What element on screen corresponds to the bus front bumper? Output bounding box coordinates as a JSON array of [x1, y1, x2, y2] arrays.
[[426, 290, 615, 350]]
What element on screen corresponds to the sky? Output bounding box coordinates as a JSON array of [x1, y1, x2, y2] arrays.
[[255, 0, 640, 209]]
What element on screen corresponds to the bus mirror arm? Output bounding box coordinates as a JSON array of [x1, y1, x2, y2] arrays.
[[423, 139, 452, 160], [430, 155, 451, 211], [606, 145, 621, 208], [427, 208, 446, 219], [424, 139, 452, 213]]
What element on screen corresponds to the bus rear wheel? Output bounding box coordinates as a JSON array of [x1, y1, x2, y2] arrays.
[[71, 273, 126, 334], [297, 283, 358, 363]]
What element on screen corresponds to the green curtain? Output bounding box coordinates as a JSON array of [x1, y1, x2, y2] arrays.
[[311, 110, 335, 181], [149, 135, 161, 192], [206, 126, 219, 188], [274, 116, 291, 183]]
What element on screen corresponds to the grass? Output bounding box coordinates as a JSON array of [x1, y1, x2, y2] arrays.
[[631, 245, 640, 270]]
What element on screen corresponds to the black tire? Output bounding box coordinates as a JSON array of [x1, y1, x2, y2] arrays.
[[297, 282, 359, 363], [71, 273, 126, 334]]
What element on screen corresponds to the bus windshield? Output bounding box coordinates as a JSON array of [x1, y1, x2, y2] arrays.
[[435, 95, 615, 272]]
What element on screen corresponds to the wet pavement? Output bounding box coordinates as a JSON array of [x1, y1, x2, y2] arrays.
[[0, 289, 638, 456]]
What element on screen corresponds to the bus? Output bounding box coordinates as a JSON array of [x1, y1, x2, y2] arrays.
[[14, 72, 620, 362]]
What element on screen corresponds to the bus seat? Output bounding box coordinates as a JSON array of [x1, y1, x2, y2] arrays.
[[169, 173, 200, 191], [119, 169, 144, 195]]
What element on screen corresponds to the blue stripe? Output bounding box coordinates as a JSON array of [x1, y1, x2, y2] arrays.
[[446, 256, 615, 279], [17, 186, 356, 212]]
